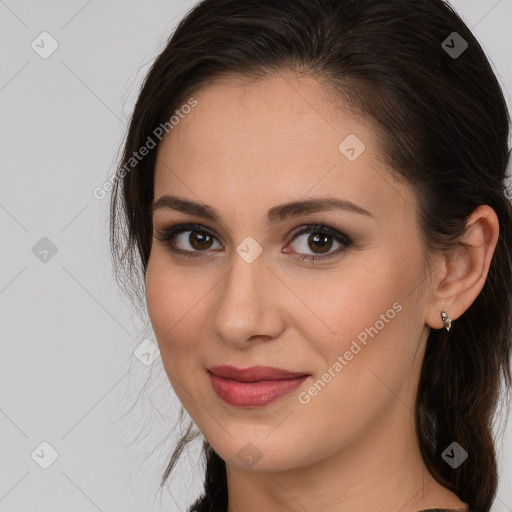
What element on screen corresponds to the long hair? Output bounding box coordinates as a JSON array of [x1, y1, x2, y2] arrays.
[[109, 1, 512, 510]]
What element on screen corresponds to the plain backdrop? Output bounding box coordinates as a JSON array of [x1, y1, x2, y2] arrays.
[[1, 1, 511, 511]]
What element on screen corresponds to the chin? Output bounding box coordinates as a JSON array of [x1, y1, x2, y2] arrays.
[[205, 435, 309, 473]]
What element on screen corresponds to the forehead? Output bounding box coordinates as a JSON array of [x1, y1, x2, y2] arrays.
[[153, 73, 417, 228], [163, 73, 362, 155]]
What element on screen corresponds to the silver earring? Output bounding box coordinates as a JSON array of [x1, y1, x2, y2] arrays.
[[441, 311, 452, 331]]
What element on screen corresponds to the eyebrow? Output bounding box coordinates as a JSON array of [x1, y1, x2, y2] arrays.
[[150, 194, 373, 226]]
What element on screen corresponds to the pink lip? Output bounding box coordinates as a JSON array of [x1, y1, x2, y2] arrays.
[[207, 365, 311, 407], [208, 365, 309, 382]]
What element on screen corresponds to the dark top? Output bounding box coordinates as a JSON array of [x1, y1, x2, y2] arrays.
[[190, 508, 468, 511], [189, 502, 468, 511]]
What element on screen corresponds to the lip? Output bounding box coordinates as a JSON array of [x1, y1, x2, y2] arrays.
[[207, 365, 310, 382], [207, 365, 311, 407]]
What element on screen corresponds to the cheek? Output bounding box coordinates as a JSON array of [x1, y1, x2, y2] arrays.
[[145, 255, 204, 359], [301, 258, 401, 351], [145, 259, 211, 418], [145, 260, 174, 341], [304, 249, 422, 386], [291, 265, 419, 446]]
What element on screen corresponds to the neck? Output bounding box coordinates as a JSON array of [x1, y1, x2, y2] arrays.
[[225, 381, 466, 512]]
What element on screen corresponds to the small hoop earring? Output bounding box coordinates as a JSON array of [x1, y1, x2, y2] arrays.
[[441, 311, 452, 331]]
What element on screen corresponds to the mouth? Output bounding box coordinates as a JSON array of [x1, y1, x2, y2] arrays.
[[207, 365, 310, 382], [207, 365, 311, 407]]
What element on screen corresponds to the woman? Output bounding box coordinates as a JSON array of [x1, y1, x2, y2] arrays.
[[109, 0, 512, 511]]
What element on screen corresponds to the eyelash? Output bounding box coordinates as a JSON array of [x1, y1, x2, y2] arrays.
[[153, 222, 353, 263]]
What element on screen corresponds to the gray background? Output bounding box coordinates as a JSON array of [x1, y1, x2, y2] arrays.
[[1, 1, 511, 511]]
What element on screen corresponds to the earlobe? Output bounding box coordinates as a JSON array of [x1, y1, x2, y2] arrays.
[[425, 204, 500, 331]]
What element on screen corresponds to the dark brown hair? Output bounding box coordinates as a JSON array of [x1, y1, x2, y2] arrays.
[[109, 1, 512, 511]]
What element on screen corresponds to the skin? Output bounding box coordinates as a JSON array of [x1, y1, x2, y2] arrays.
[[145, 72, 499, 512]]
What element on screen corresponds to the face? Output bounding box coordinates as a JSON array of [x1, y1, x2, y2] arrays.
[[146, 73, 434, 472]]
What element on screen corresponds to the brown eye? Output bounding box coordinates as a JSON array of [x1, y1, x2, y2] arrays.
[[188, 230, 215, 250], [154, 223, 222, 258], [306, 232, 333, 254], [287, 224, 352, 261], [155, 222, 352, 262]]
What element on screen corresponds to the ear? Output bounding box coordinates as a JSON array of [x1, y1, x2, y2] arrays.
[[425, 204, 500, 330]]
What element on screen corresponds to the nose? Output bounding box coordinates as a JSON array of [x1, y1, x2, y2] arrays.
[[210, 250, 286, 348]]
